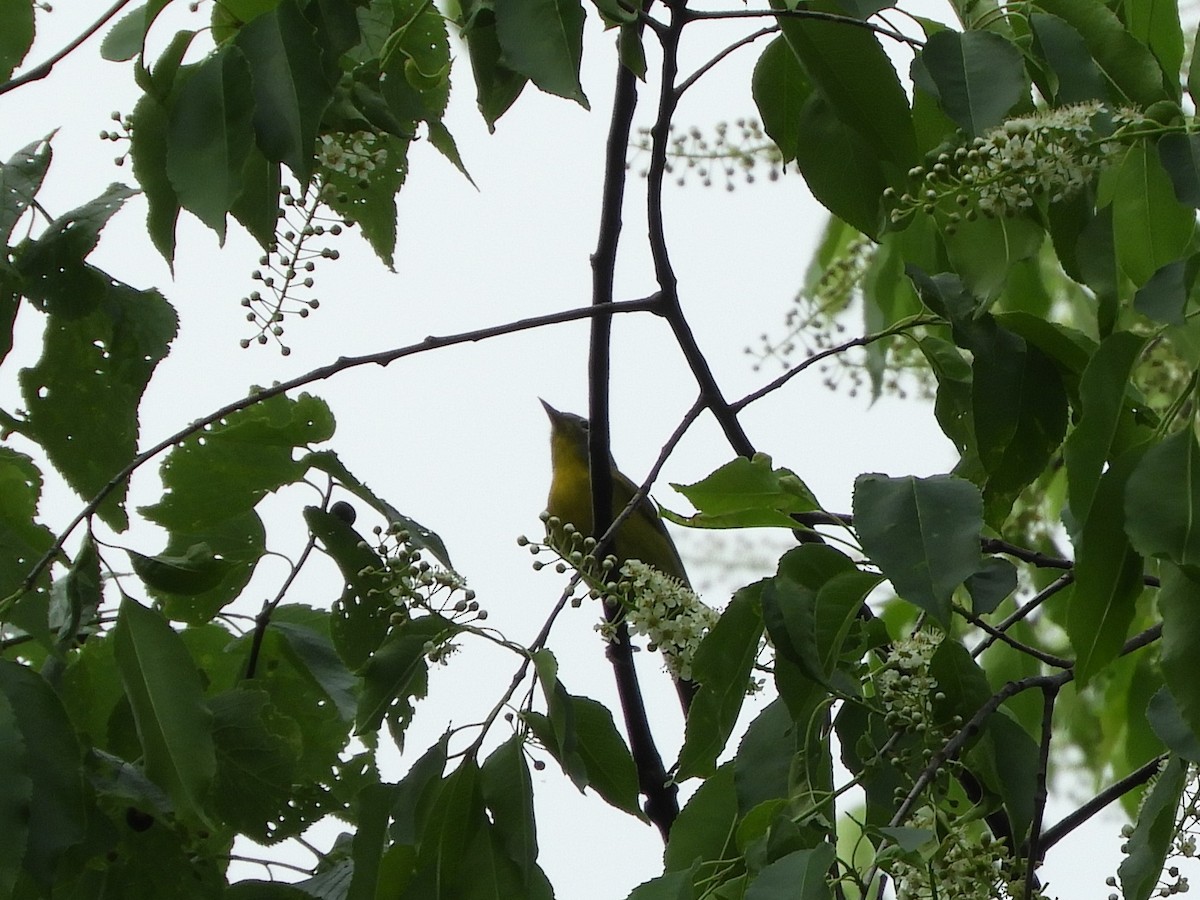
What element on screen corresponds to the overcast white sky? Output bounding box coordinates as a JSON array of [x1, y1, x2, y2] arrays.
[[0, 2, 1138, 897]]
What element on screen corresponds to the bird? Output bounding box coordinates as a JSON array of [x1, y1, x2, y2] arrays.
[[540, 399, 697, 710], [541, 399, 691, 584]]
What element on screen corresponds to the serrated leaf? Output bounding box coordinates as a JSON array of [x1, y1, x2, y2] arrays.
[[852, 474, 982, 623], [142, 392, 334, 532], [318, 131, 409, 269], [0, 448, 54, 601], [272, 619, 358, 722], [913, 30, 1025, 136], [354, 616, 451, 735], [0, 136, 52, 246], [1158, 565, 1200, 750], [664, 763, 737, 872], [569, 695, 644, 818], [745, 844, 835, 899], [0, 0, 34, 80], [458, 0, 527, 130], [1030, 13, 1109, 104], [1125, 0, 1183, 89], [208, 689, 300, 839], [494, 0, 589, 106], [113, 597, 216, 820], [18, 282, 178, 530], [1147, 684, 1200, 763], [102, 3, 149, 61], [129, 92, 181, 267], [666, 454, 820, 530]]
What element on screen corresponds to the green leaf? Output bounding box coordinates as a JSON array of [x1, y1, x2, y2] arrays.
[[0, 659, 88, 887], [852, 474, 983, 624], [626, 865, 699, 900], [102, 3, 149, 61], [1191, 23, 1200, 106], [481, 735, 539, 881], [791, 92, 888, 237], [665, 454, 820, 530], [1031, 0, 1168, 106], [155, 510, 267, 624], [1158, 565, 1200, 749], [0, 690, 29, 897], [208, 688, 300, 840], [929, 638, 993, 729], [745, 843, 835, 900], [677, 583, 764, 780], [234, 0, 336, 182], [1147, 684, 1200, 763], [1119, 756, 1188, 900], [664, 763, 737, 872], [113, 597, 216, 820], [230, 144, 282, 250], [304, 505, 391, 669], [494, 0, 589, 107], [128, 543, 227, 597], [0, 448, 54, 601], [733, 699, 796, 814], [752, 37, 810, 165], [1029, 13, 1109, 104], [1124, 0, 1183, 90], [306, 450, 454, 571], [355, 615, 451, 735], [1063, 331, 1147, 529], [1069, 445, 1147, 686], [0, 136, 52, 247], [1134, 258, 1195, 325], [569, 695, 644, 818], [129, 92, 181, 267], [913, 30, 1025, 136], [142, 392, 335, 532], [458, 0, 527, 131], [965, 711, 1039, 844], [1158, 132, 1200, 208], [942, 213, 1044, 301], [965, 557, 1017, 615], [348, 781, 395, 900], [1125, 428, 1200, 568], [167, 48, 257, 240], [0, 0, 34, 80], [18, 282, 178, 530], [776, 7, 917, 169], [318, 131, 409, 269], [1112, 143, 1195, 287], [271, 618, 358, 722], [412, 759, 487, 894]]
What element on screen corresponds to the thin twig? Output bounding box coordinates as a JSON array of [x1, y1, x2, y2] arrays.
[[0, 0, 136, 97], [675, 26, 779, 97], [957, 604, 1072, 668], [243, 531, 321, 680], [15, 297, 665, 597], [1024, 683, 1057, 898], [1037, 754, 1168, 852], [681, 7, 923, 48], [970, 573, 1073, 658]]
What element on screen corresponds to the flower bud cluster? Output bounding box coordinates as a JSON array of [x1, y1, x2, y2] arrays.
[[362, 522, 481, 664], [887, 102, 1143, 228], [629, 119, 784, 190], [604, 561, 717, 681], [876, 629, 943, 734]]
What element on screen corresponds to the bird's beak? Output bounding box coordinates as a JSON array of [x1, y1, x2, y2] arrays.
[[539, 398, 561, 421]]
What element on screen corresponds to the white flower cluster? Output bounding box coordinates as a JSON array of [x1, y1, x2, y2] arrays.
[[876, 629, 942, 731], [889, 102, 1143, 225], [605, 561, 717, 681], [317, 131, 388, 181]]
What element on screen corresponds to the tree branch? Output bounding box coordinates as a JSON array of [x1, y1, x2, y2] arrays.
[[1036, 753, 1168, 853], [0, 0, 136, 97], [681, 6, 923, 48], [589, 12, 683, 837], [675, 25, 779, 97], [15, 297, 665, 598]]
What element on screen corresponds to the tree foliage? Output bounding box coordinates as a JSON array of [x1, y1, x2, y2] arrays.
[[3, 0, 1200, 897]]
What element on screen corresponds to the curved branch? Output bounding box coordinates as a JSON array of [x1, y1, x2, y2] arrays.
[[0, 0, 135, 97], [681, 7, 923, 48], [1036, 753, 1168, 853], [675, 25, 779, 97], [16, 296, 665, 596]]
